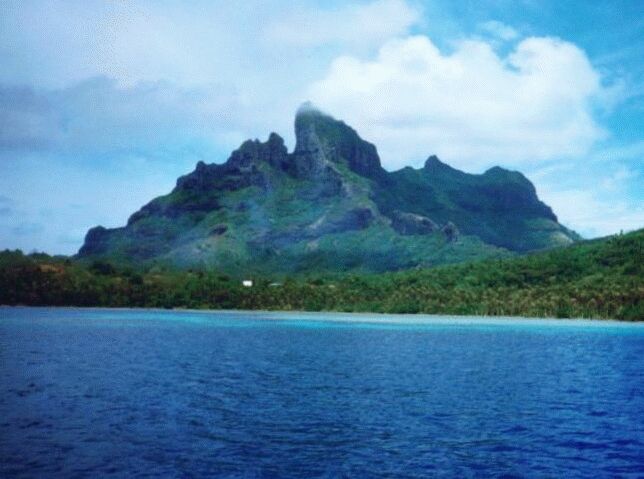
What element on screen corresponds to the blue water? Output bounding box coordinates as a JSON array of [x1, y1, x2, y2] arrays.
[[1, 308, 643, 478]]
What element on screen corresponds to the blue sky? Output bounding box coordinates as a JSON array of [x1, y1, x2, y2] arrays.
[[0, 0, 642, 254]]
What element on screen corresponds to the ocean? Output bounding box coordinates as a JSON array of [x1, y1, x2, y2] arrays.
[[1, 307, 643, 477]]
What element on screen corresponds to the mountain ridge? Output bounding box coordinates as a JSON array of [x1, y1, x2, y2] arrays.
[[78, 104, 578, 273]]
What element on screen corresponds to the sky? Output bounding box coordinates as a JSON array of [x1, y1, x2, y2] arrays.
[[0, 0, 642, 254]]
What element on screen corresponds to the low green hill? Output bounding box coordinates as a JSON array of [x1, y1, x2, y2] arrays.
[[1, 229, 641, 320]]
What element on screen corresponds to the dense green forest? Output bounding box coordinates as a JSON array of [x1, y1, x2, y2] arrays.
[[1, 229, 642, 320]]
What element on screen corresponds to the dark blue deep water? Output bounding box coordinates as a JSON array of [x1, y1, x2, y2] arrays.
[[1, 308, 643, 478]]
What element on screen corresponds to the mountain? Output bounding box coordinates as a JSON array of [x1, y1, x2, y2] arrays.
[[78, 104, 578, 273]]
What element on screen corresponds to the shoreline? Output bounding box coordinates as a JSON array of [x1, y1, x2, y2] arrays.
[[1, 304, 638, 324]]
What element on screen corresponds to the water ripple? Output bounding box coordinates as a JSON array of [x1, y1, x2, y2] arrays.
[[1, 307, 643, 478]]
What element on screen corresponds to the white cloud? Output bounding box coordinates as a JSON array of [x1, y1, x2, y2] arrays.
[[0, 0, 422, 153], [0, 0, 419, 90], [479, 20, 519, 41], [262, 0, 420, 48], [530, 159, 643, 237], [0, 2, 613, 173], [538, 188, 644, 237], [307, 35, 607, 171]]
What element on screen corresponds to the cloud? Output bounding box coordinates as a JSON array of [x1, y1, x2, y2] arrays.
[[307, 35, 608, 170], [0, 2, 615, 173], [0, 1, 242, 88], [262, 0, 420, 48], [530, 159, 643, 237], [0, 0, 419, 89], [0, 1, 424, 154], [479, 21, 519, 41], [0, 77, 244, 159], [539, 188, 644, 237], [0, 86, 58, 150]]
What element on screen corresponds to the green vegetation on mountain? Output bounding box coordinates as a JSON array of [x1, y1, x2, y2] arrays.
[[2, 229, 641, 320], [76, 104, 576, 273]]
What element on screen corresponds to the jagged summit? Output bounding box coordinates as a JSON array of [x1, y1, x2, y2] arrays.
[[78, 105, 577, 273], [295, 101, 325, 117], [294, 104, 384, 179], [423, 154, 460, 175]]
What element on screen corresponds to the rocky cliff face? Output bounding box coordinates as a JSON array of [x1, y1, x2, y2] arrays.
[[293, 103, 384, 179], [78, 104, 577, 273], [391, 211, 438, 236]]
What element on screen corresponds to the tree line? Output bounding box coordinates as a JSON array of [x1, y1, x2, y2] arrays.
[[1, 229, 642, 320]]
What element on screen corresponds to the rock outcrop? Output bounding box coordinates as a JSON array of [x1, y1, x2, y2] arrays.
[[441, 222, 460, 242], [390, 211, 438, 235]]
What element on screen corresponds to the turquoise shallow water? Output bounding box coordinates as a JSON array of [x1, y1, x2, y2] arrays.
[[1, 307, 643, 477]]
